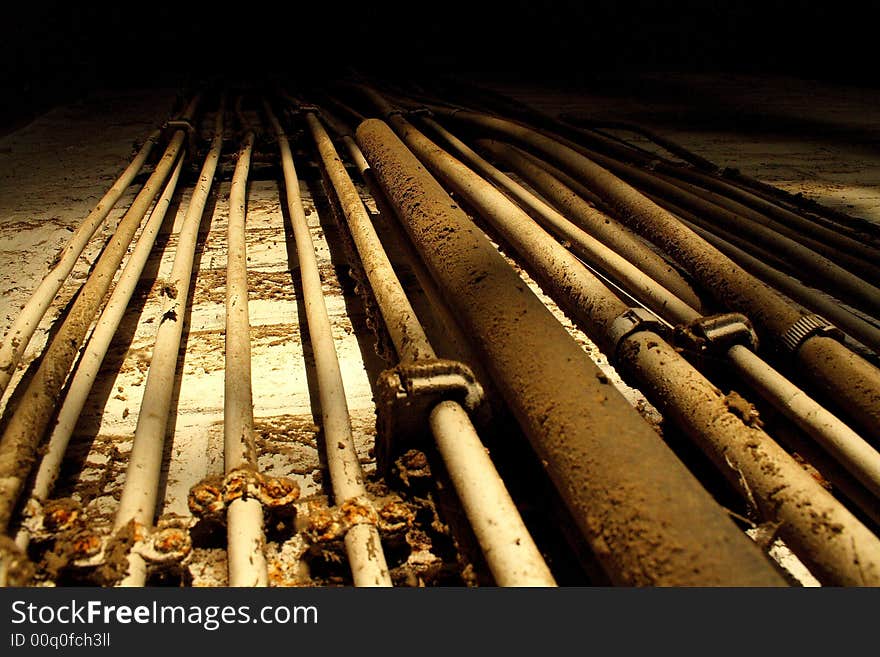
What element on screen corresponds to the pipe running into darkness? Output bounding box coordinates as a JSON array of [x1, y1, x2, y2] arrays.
[[265, 103, 392, 587], [113, 105, 226, 586], [425, 107, 880, 445]]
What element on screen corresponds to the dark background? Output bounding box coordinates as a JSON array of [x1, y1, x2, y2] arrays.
[[1, 1, 878, 126]]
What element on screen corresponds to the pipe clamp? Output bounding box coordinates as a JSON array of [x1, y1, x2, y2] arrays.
[[375, 359, 484, 472], [609, 307, 663, 358], [780, 314, 843, 355]]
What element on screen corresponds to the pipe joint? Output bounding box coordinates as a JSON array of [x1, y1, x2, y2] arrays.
[[608, 307, 665, 359], [162, 118, 198, 154], [375, 359, 485, 473], [780, 313, 844, 356], [674, 312, 759, 357]]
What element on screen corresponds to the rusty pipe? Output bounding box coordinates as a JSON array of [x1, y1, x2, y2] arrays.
[[15, 155, 184, 550], [420, 118, 702, 319], [112, 106, 225, 586], [265, 103, 391, 587], [428, 107, 880, 445], [0, 131, 160, 401]]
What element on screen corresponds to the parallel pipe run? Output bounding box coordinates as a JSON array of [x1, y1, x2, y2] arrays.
[[465, 141, 880, 500], [649, 168, 880, 283], [0, 97, 199, 534], [221, 130, 268, 587], [16, 155, 184, 550], [354, 98, 880, 585], [558, 112, 880, 250], [266, 104, 391, 587], [430, 107, 880, 445], [112, 109, 225, 586], [419, 119, 698, 323], [574, 143, 880, 310], [305, 111, 554, 586], [421, 122, 703, 311], [356, 117, 786, 586], [0, 130, 160, 401]]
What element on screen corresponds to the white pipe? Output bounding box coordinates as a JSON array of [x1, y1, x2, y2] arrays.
[[113, 109, 226, 586], [267, 103, 391, 587], [222, 130, 269, 587], [307, 111, 555, 586]]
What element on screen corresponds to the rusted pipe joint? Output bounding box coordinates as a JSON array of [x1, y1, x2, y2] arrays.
[[374, 359, 485, 473], [674, 312, 759, 358], [187, 469, 301, 521], [780, 314, 844, 356], [608, 307, 665, 360]]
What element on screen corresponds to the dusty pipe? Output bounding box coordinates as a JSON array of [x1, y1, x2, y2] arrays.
[[725, 344, 880, 500], [432, 130, 703, 310], [15, 156, 184, 550], [0, 131, 160, 401], [546, 132, 880, 314], [111, 110, 225, 588], [421, 118, 702, 318], [0, 97, 199, 534], [431, 107, 880, 445], [306, 111, 554, 586], [356, 117, 786, 586], [356, 103, 880, 585], [653, 166, 880, 265], [266, 104, 390, 587], [558, 112, 880, 247], [220, 130, 269, 587], [335, 132, 495, 387]]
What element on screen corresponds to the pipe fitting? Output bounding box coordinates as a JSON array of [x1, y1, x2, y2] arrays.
[[375, 358, 485, 472], [780, 314, 844, 356]]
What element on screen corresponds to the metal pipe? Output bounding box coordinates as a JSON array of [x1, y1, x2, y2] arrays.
[[112, 107, 225, 586], [429, 107, 880, 445], [14, 155, 184, 550], [265, 103, 391, 587], [647, 166, 880, 287], [221, 129, 268, 587], [0, 131, 160, 401], [356, 117, 786, 586], [0, 97, 199, 534], [305, 110, 554, 586], [420, 118, 703, 317], [353, 97, 880, 585], [557, 112, 880, 246]]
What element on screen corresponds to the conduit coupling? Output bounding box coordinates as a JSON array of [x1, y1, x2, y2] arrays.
[[375, 359, 485, 472], [780, 314, 844, 357], [607, 307, 664, 360], [675, 313, 759, 358]]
